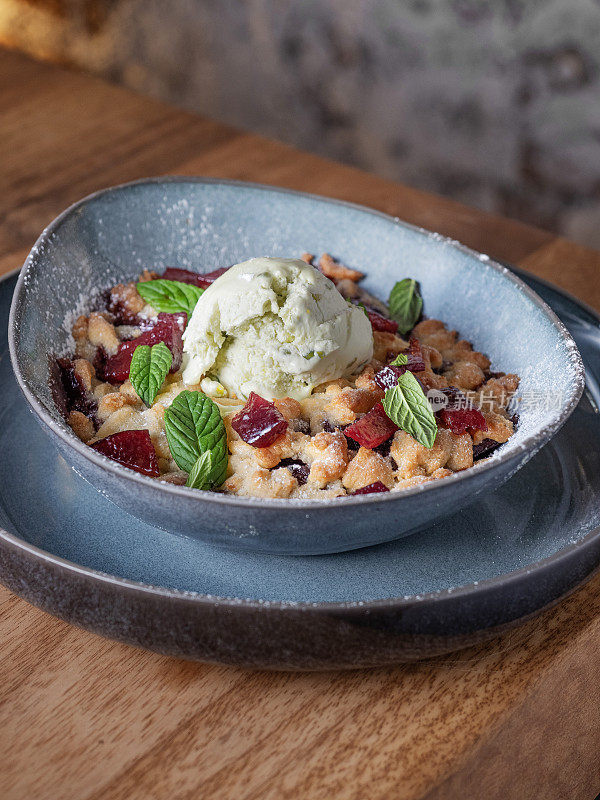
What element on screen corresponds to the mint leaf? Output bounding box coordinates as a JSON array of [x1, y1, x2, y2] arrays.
[[164, 390, 228, 485], [390, 352, 408, 367], [388, 279, 422, 334], [382, 371, 437, 448], [129, 342, 172, 407], [137, 279, 203, 317], [186, 450, 215, 489]]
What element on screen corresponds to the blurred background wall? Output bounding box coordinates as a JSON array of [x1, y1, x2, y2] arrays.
[[1, 0, 599, 247]]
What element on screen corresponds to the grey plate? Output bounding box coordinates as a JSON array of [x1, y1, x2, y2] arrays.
[[1, 268, 599, 668], [9, 178, 584, 554]]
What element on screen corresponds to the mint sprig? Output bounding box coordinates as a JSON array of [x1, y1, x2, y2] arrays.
[[185, 450, 215, 489], [164, 390, 228, 487], [390, 352, 408, 367], [388, 278, 422, 334], [137, 279, 203, 317], [382, 371, 437, 448], [129, 342, 172, 407]]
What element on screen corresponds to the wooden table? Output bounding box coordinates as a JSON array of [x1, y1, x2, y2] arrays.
[[1, 47, 599, 800]]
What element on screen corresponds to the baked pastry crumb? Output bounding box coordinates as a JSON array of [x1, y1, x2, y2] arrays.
[[56, 255, 519, 498]]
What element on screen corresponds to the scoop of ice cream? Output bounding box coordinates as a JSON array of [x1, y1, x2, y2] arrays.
[[182, 257, 373, 400]]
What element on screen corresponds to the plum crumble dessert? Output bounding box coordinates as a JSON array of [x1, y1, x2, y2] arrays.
[[55, 255, 520, 499]]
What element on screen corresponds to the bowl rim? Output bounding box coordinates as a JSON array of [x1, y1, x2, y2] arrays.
[[8, 176, 585, 512]]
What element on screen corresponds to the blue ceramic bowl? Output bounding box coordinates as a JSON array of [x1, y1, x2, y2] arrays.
[[9, 178, 585, 555]]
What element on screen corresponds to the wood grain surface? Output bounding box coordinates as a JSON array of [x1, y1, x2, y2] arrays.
[[1, 47, 600, 800]]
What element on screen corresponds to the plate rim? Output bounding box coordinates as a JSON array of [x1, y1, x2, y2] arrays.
[[8, 176, 585, 511], [2, 248, 599, 614]]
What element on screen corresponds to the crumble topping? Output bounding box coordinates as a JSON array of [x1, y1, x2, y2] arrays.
[[56, 254, 520, 498]]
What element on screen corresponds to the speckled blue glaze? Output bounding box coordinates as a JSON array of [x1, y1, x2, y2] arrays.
[[1, 270, 599, 667], [9, 179, 584, 554]]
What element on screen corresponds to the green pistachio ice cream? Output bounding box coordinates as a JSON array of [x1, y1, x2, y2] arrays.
[[182, 257, 373, 400]]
